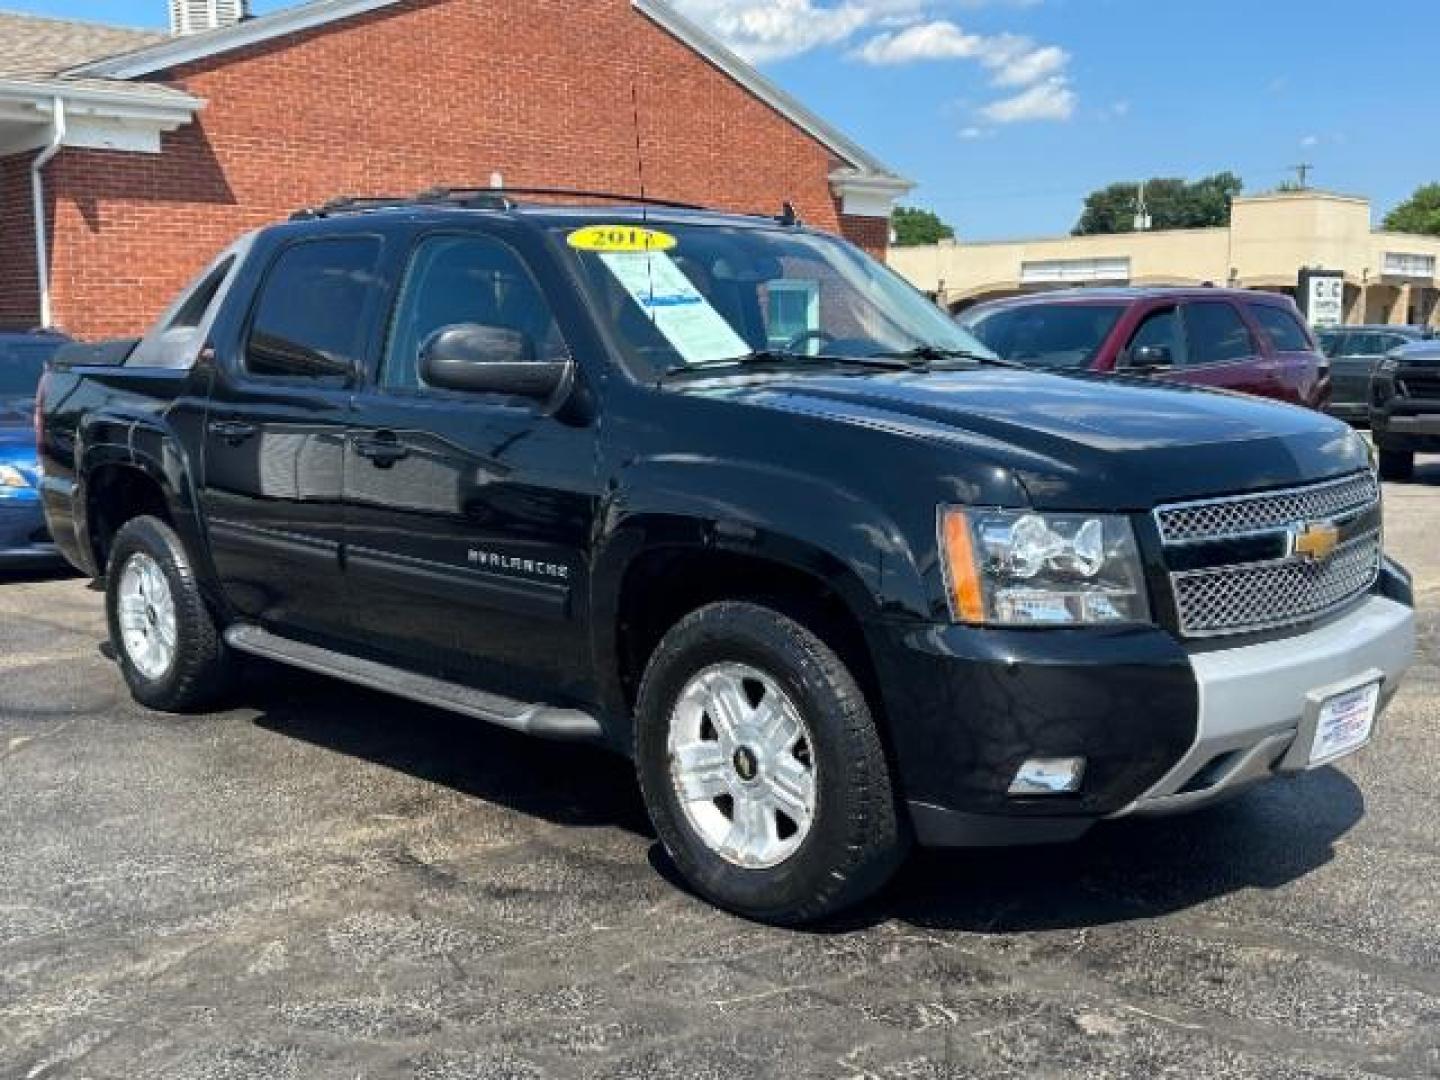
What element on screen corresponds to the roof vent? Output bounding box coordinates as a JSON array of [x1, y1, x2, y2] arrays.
[[169, 0, 250, 36]]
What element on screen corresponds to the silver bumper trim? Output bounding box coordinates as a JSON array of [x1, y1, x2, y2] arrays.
[[1114, 595, 1414, 817]]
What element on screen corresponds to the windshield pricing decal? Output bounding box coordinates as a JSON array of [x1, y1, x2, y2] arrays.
[[598, 251, 749, 365], [568, 225, 678, 253]]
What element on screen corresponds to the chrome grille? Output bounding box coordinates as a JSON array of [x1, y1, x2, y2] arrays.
[[1156, 471, 1379, 543], [1172, 530, 1382, 637], [1155, 472, 1383, 638]]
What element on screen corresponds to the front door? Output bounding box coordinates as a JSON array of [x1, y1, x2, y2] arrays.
[[341, 230, 597, 705], [201, 234, 388, 641]]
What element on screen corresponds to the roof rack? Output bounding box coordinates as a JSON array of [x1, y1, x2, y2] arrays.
[[424, 186, 711, 211], [291, 185, 715, 221]]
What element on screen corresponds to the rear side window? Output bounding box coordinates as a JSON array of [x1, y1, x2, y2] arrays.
[[246, 237, 383, 379], [1248, 303, 1313, 352], [171, 256, 236, 331], [1317, 331, 1346, 358], [1183, 302, 1254, 366], [964, 304, 1125, 369]]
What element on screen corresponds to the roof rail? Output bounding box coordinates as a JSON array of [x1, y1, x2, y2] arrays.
[[290, 195, 423, 221], [424, 186, 711, 211], [291, 186, 762, 220]]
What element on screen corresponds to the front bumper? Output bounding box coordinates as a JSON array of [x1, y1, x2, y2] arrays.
[[1372, 402, 1440, 451], [1112, 593, 1413, 817], [879, 588, 1414, 848], [0, 499, 60, 567]]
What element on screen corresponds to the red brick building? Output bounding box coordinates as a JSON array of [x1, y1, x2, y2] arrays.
[[0, 0, 910, 340]]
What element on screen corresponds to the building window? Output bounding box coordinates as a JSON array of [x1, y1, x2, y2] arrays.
[[765, 280, 821, 350], [1019, 257, 1130, 285], [1382, 252, 1436, 279]]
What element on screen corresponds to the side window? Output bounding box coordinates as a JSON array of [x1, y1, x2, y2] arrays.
[[171, 256, 236, 331], [1319, 331, 1347, 358], [245, 237, 383, 380], [383, 234, 565, 391], [1128, 306, 1183, 363], [1183, 302, 1255, 366], [1247, 304, 1312, 352]]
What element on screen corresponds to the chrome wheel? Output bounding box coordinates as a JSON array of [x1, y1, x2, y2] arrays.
[[116, 552, 177, 681], [667, 662, 817, 870]]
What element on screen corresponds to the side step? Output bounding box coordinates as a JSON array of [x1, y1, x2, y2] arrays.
[[224, 624, 605, 743]]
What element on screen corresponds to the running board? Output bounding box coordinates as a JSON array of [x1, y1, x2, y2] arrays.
[[223, 624, 604, 742]]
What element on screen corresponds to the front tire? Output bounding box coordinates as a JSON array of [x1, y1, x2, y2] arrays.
[[635, 602, 906, 925], [105, 515, 233, 713], [1377, 448, 1414, 482]]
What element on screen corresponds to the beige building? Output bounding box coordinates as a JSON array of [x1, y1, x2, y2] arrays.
[[890, 191, 1440, 327]]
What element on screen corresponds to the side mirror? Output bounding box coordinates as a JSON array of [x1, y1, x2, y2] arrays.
[[1122, 344, 1173, 371], [419, 323, 570, 400]]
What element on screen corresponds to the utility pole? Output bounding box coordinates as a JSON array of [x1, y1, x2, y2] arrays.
[[1133, 180, 1152, 231], [1289, 163, 1314, 189]]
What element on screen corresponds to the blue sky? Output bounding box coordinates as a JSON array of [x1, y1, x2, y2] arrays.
[[11, 0, 1438, 239]]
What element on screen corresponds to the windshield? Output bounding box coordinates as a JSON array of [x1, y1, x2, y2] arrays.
[[0, 340, 58, 419], [556, 222, 993, 376], [963, 303, 1125, 370]]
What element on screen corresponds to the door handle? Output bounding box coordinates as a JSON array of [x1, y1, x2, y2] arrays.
[[354, 435, 410, 467], [208, 419, 257, 444]]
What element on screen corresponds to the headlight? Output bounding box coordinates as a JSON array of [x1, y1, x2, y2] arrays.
[[0, 464, 32, 489], [939, 508, 1151, 626]]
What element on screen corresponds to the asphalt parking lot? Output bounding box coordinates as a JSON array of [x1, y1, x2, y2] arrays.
[[2, 464, 1437, 1080]]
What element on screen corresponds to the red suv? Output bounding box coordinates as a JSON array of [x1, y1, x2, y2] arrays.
[[959, 288, 1330, 409]]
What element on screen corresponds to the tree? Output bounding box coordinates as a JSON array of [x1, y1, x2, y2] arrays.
[[1383, 184, 1440, 236], [1073, 172, 1243, 235], [892, 206, 955, 247]]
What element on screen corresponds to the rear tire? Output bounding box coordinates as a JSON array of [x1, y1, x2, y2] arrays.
[[105, 515, 234, 713], [635, 601, 906, 925], [1378, 448, 1414, 482]]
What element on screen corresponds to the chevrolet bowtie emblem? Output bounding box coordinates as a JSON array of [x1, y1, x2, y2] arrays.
[[1289, 520, 1340, 562]]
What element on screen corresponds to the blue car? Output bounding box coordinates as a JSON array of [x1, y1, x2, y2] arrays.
[[0, 330, 68, 568]]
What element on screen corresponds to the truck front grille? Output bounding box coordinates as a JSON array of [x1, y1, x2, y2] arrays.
[[1399, 371, 1440, 400], [1155, 472, 1382, 638], [1155, 471, 1378, 543]]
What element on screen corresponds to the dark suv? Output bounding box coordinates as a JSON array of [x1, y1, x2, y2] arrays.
[[960, 288, 1329, 409], [1371, 339, 1440, 479], [1317, 325, 1432, 423], [37, 194, 1414, 924]]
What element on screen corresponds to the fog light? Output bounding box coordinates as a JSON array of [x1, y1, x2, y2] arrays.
[[1010, 757, 1085, 795]]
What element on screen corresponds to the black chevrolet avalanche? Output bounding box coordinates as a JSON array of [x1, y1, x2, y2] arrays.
[[37, 192, 1415, 924]]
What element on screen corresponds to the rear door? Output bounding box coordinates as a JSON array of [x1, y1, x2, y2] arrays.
[[340, 226, 598, 704], [201, 233, 388, 640], [1244, 300, 1324, 407], [1165, 300, 1273, 398]]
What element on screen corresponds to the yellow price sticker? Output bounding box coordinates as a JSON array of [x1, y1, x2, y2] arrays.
[[567, 225, 678, 253]]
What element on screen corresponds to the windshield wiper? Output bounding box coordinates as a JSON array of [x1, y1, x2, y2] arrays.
[[662, 350, 915, 380], [878, 345, 1018, 368]]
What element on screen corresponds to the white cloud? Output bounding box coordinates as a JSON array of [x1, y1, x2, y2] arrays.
[[669, 0, 931, 63], [668, 0, 1079, 132], [850, 20, 1066, 88], [850, 20, 983, 63], [1300, 134, 1319, 148], [979, 75, 1076, 122], [987, 39, 1067, 87]]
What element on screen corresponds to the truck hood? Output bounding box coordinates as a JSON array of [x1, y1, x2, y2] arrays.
[[683, 367, 1368, 509]]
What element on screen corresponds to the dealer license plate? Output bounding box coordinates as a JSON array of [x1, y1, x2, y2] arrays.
[[1310, 682, 1380, 766]]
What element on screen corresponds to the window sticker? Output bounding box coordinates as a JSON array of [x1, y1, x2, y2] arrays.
[[568, 225, 677, 253], [598, 251, 750, 366]]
